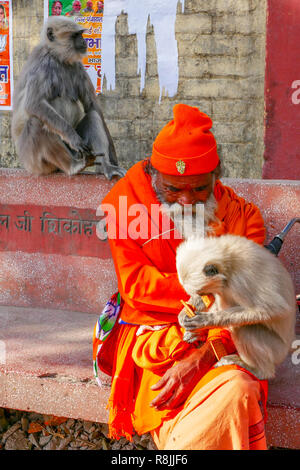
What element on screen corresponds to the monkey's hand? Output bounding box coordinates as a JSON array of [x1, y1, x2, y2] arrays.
[[67, 137, 94, 175], [182, 330, 203, 344], [178, 295, 207, 343], [183, 312, 216, 331], [178, 294, 206, 328], [68, 133, 91, 161]]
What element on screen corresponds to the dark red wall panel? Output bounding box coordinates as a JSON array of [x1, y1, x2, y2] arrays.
[[263, 0, 300, 179]]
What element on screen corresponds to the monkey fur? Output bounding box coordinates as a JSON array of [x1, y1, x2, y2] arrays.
[[12, 16, 126, 179], [176, 234, 296, 379]]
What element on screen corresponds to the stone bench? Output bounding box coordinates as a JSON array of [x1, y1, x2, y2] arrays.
[[0, 169, 299, 448]]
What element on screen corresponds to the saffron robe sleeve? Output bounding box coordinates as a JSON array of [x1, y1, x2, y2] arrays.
[[107, 233, 189, 324]]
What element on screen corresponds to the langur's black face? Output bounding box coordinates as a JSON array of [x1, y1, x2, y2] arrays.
[[203, 264, 219, 277], [71, 30, 87, 54], [196, 263, 226, 295], [46, 25, 87, 62]]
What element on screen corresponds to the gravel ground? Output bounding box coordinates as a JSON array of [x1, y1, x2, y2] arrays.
[[0, 408, 292, 451], [0, 408, 156, 451]]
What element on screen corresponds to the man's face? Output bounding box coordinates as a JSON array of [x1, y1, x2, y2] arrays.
[[0, 8, 5, 20], [73, 1, 81, 11], [52, 2, 62, 15], [151, 170, 218, 238], [86, 1, 93, 9], [154, 172, 215, 206]]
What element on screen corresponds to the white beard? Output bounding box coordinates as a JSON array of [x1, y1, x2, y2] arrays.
[[152, 175, 220, 239]]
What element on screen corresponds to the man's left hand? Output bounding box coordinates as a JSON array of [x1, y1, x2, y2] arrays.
[[150, 342, 216, 410]]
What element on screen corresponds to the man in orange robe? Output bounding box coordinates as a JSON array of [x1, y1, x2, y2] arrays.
[[93, 104, 268, 450]]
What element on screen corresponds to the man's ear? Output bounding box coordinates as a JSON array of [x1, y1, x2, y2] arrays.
[[213, 162, 222, 179], [47, 27, 55, 42]]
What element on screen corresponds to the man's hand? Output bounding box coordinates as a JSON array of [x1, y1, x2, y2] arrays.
[[150, 342, 216, 410]]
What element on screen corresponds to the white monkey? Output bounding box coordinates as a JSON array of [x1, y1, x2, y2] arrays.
[[176, 234, 296, 379]]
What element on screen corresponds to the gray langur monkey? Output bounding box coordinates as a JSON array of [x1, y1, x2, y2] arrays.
[[12, 16, 126, 179], [176, 234, 296, 379]]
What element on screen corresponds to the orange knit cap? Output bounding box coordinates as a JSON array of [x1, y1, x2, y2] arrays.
[[150, 103, 219, 175]]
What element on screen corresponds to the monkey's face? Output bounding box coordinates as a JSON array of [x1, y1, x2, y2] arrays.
[[46, 20, 87, 62], [70, 30, 87, 56], [197, 263, 225, 294], [179, 260, 226, 296], [176, 237, 228, 296]]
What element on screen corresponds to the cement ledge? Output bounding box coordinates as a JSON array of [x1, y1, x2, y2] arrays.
[[0, 369, 110, 424]]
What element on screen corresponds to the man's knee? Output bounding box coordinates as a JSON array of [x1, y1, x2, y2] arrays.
[[226, 370, 261, 403]]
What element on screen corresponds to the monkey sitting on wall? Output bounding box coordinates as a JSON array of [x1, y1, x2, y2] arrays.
[[176, 234, 296, 379], [12, 16, 126, 179]]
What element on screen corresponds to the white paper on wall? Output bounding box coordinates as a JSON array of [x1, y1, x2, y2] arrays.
[[101, 0, 185, 102]]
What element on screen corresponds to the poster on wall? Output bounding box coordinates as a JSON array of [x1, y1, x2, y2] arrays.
[[44, 0, 104, 94], [0, 0, 13, 110]]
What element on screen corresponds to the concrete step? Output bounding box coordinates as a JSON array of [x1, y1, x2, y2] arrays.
[[0, 305, 110, 423], [0, 305, 299, 448], [267, 350, 300, 448]]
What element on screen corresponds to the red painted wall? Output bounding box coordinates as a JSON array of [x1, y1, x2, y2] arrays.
[[0, 204, 110, 259], [263, 0, 300, 180]]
